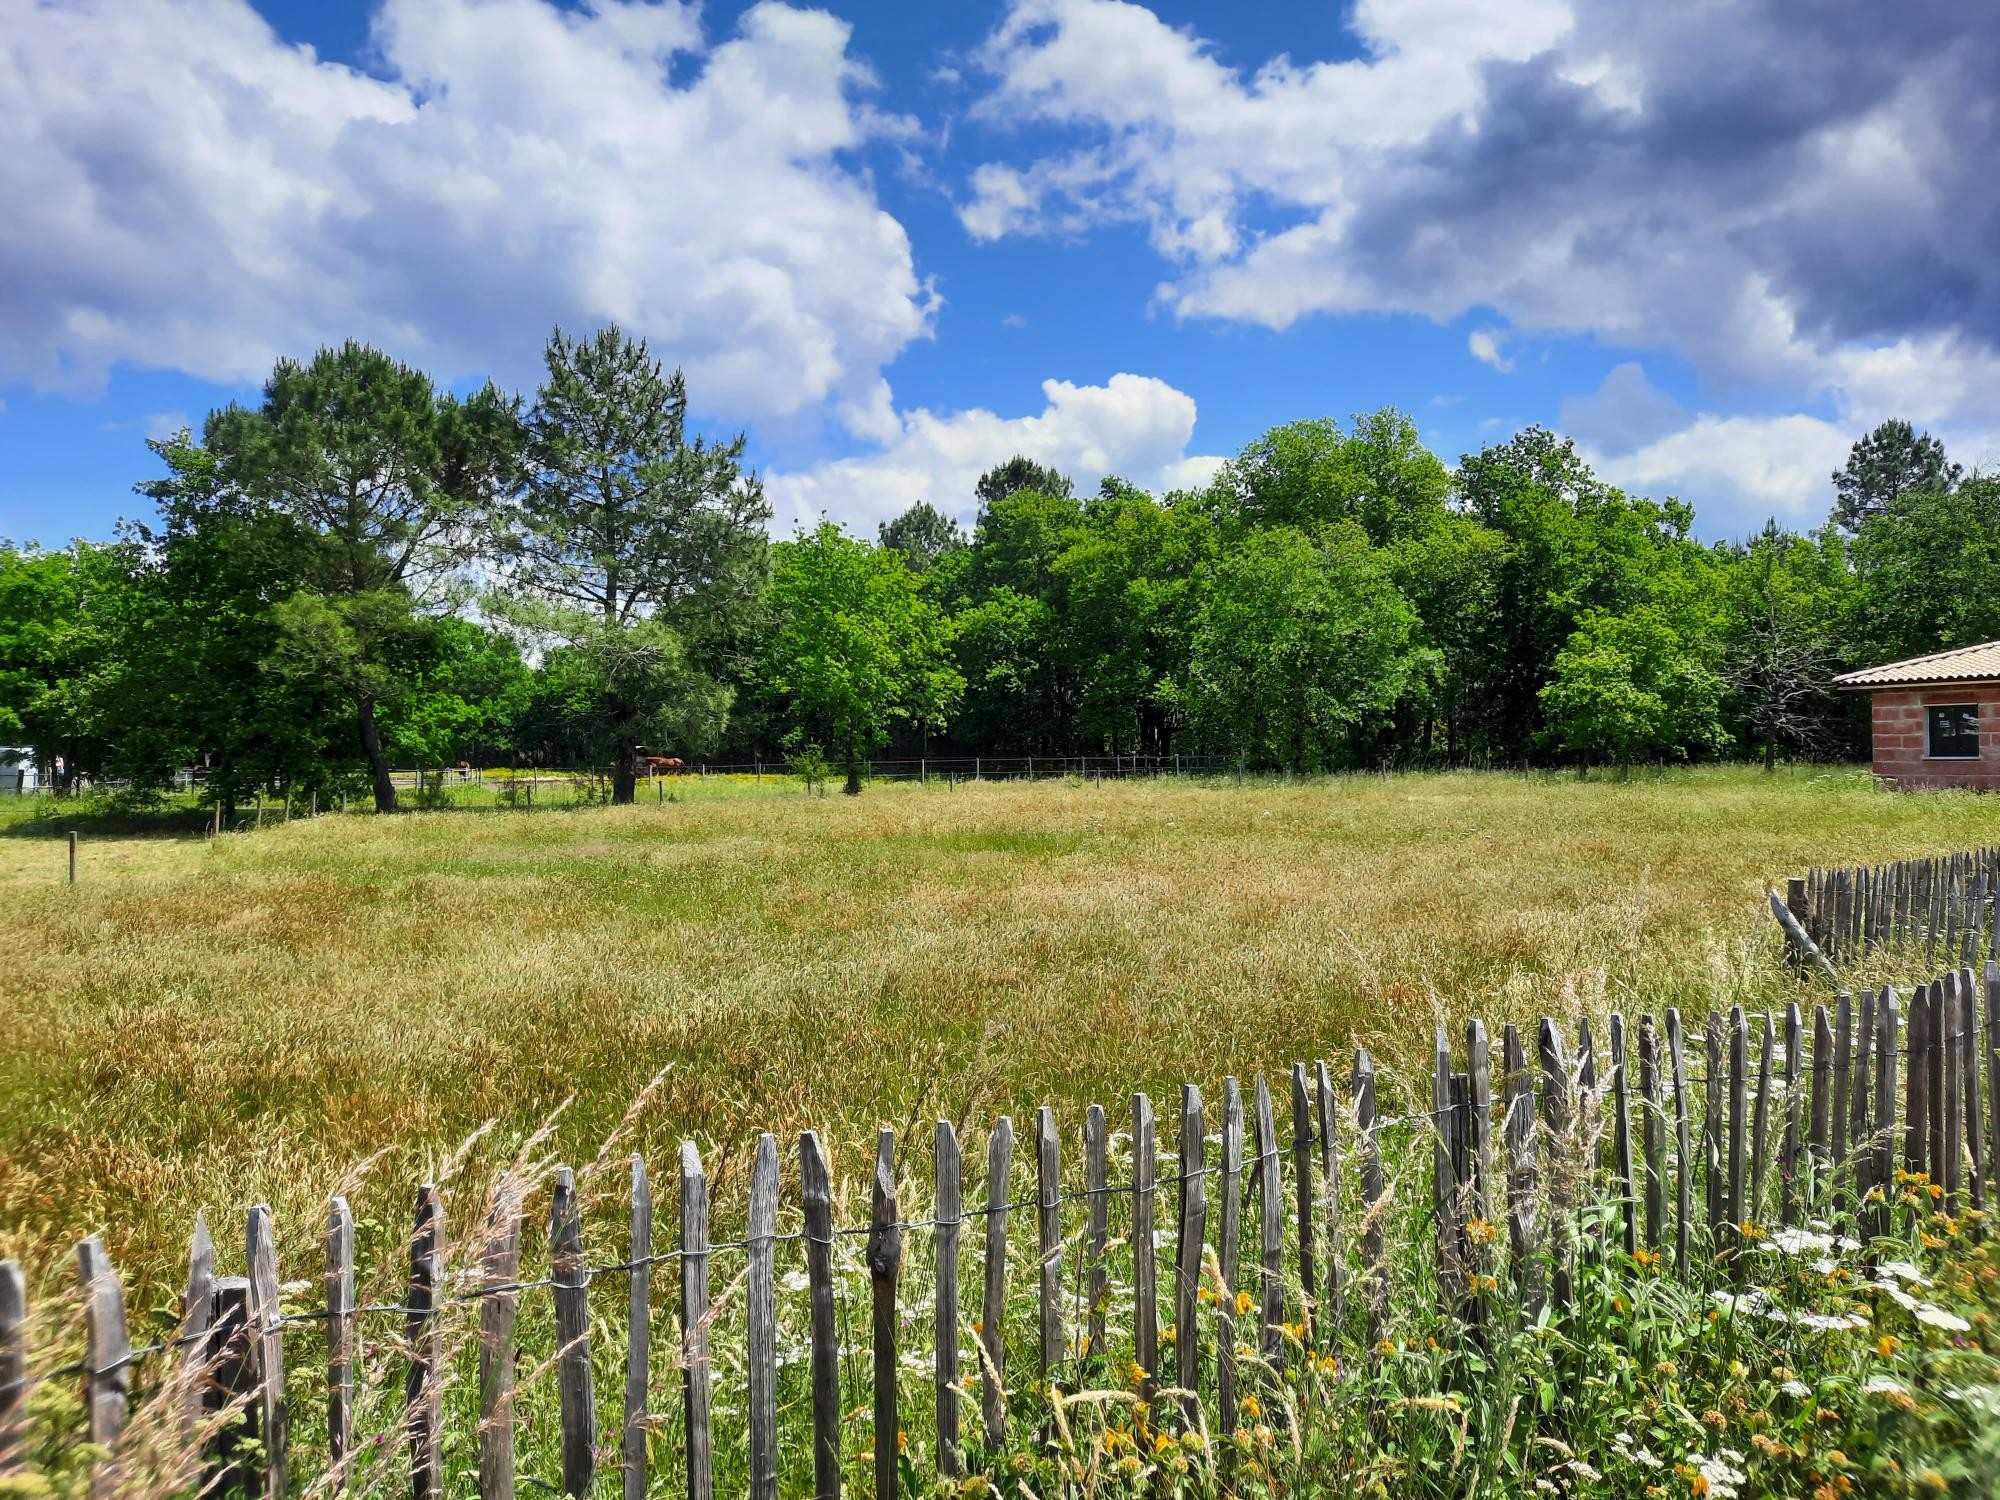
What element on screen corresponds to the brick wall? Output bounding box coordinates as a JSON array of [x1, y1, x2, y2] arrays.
[[1869, 685, 2000, 789]]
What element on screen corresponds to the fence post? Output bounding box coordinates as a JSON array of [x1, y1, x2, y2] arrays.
[[800, 1132, 840, 1498], [1749, 1014, 1774, 1228], [981, 1116, 1015, 1449], [1610, 1014, 1637, 1257], [1253, 1076, 1284, 1369], [934, 1122, 962, 1477], [203, 1278, 257, 1498], [1133, 1093, 1158, 1402], [1873, 992, 1901, 1241], [0, 1260, 27, 1476], [408, 1185, 443, 1500], [679, 1144, 713, 1500], [76, 1236, 130, 1500], [325, 1199, 353, 1483], [1176, 1085, 1207, 1415], [1431, 1029, 1460, 1313], [1289, 1065, 1318, 1340], [1665, 1010, 1692, 1276], [1501, 1026, 1541, 1315], [1218, 1079, 1245, 1430], [746, 1137, 778, 1500], [1536, 1021, 1572, 1309], [478, 1182, 524, 1500], [1966, 966, 1988, 1217], [1084, 1105, 1109, 1366], [1036, 1108, 1062, 1381], [868, 1130, 901, 1500], [625, 1155, 652, 1500], [1315, 1059, 1344, 1342]]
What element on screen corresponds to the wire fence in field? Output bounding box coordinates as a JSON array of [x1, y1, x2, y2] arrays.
[[2, 937, 1992, 1500]]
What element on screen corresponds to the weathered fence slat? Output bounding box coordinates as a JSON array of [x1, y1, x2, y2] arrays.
[[1432, 1028, 1461, 1309], [1036, 1106, 1062, 1378], [181, 1212, 215, 1485], [1290, 1064, 1318, 1338], [325, 1198, 353, 1482], [801, 1132, 841, 1499], [1874, 993, 1901, 1242], [1944, 974, 1966, 1210], [1988, 964, 2000, 1223], [245, 1205, 286, 1500], [552, 1167, 596, 1500], [1906, 987, 1932, 1177], [1961, 967, 1986, 1214], [1253, 1074, 1284, 1366], [1176, 1084, 1207, 1415], [478, 1182, 524, 1500], [1748, 1014, 1774, 1226], [1219, 1077, 1246, 1430], [1638, 1016, 1665, 1252], [745, 1136, 778, 1500], [1537, 1019, 1573, 1308], [933, 1121, 962, 1478], [1928, 979, 1947, 1180], [679, 1143, 714, 1500], [1727, 1007, 1748, 1255], [1666, 1009, 1692, 1276], [1502, 1024, 1542, 1314], [1315, 1059, 1345, 1339], [868, 1130, 902, 1500], [1815, 1003, 1838, 1174], [0, 1261, 24, 1476], [1610, 1014, 1636, 1257], [204, 1277, 256, 1496], [1084, 1105, 1109, 1368], [1132, 1093, 1158, 1401], [1851, 989, 1877, 1189], [626, 1155, 653, 1500], [408, 1184, 444, 1500], [982, 1116, 1015, 1449]]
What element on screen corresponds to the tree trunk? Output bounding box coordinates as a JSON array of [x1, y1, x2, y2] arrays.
[[1763, 734, 1776, 772], [356, 695, 398, 813], [844, 741, 862, 796], [613, 741, 638, 805]]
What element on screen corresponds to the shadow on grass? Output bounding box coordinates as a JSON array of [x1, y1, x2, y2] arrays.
[[0, 796, 216, 840]]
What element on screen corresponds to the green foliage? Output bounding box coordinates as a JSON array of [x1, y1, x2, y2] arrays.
[[877, 500, 966, 573], [1182, 524, 1430, 771], [1540, 606, 1729, 766], [760, 522, 961, 791], [1850, 477, 2000, 664], [1831, 417, 1961, 531]]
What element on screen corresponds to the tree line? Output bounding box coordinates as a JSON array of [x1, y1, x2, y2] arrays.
[[0, 327, 1989, 809]]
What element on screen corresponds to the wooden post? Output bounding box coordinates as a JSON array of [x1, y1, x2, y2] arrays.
[[203, 1278, 257, 1498], [1502, 1025, 1542, 1314], [1748, 1014, 1774, 1228], [801, 1132, 841, 1498], [1537, 1020, 1573, 1309], [679, 1144, 713, 1500], [1132, 1094, 1158, 1401], [1782, 1005, 1804, 1225], [933, 1122, 963, 1476], [67, 830, 77, 886], [981, 1116, 1014, 1449], [1851, 989, 1877, 1186], [1785, 876, 1808, 966], [478, 1184, 524, 1500], [1638, 1017, 1666, 1252], [1964, 966, 1987, 1216], [1432, 1028, 1460, 1312], [1465, 1022, 1498, 1275], [245, 1206, 286, 1500], [1874, 993, 1901, 1241], [1315, 1059, 1345, 1341], [178, 1214, 214, 1487], [1289, 1065, 1318, 1338], [325, 1199, 354, 1482], [1830, 996, 1851, 1168], [625, 1155, 653, 1500], [1253, 1075, 1284, 1367], [1944, 973, 1966, 1210], [1906, 987, 1931, 1178], [1036, 1107, 1062, 1380], [1810, 1005, 1834, 1192], [1727, 1008, 1748, 1255], [408, 1185, 444, 1500], [550, 1169, 596, 1500], [1175, 1085, 1207, 1414], [1084, 1105, 1109, 1366], [745, 1136, 778, 1500], [1988, 964, 2000, 1226], [0, 1261, 24, 1476], [1666, 1010, 1691, 1276], [76, 1236, 131, 1499], [1929, 979, 1948, 1182], [868, 1130, 901, 1500], [1352, 1053, 1386, 1347], [1703, 1014, 1725, 1250], [1610, 1014, 1636, 1256], [1218, 1078, 1245, 1431]]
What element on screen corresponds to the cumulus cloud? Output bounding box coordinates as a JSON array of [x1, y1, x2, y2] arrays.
[[1467, 329, 1514, 373], [963, 0, 2000, 443], [766, 373, 1226, 534], [0, 0, 934, 432]]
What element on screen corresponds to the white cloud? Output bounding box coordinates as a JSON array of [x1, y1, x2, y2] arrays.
[[0, 0, 934, 433], [1595, 414, 1853, 535], [963, 0, 2000, 453], [1467, 329, 1514, 373], [766, 373, 1225, 534]]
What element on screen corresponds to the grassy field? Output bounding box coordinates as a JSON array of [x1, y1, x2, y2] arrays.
[[5, 763, 2000, 1295]]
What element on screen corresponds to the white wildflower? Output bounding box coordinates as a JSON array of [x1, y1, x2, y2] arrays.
[[1877, 1260, 1932, 1287], [1781, 1379, 1810, 1398], [1915, 1304, 1972, 1333]]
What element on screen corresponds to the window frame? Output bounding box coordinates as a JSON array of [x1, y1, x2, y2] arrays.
[[1925, 702, 1982, 761]]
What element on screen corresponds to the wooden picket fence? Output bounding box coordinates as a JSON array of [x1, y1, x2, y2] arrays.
[[3, 965, 1995, 1498], [1787, 846, 2000, 970]]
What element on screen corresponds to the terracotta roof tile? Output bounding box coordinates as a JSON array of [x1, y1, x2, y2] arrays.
[[1833, 639, 2000, 688]]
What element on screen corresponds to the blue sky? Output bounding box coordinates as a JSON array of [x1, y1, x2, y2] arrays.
[[3, 0, 1995, 548]]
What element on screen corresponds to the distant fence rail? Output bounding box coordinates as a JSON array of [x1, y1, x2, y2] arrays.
[[2, 957, 1990, 1497]]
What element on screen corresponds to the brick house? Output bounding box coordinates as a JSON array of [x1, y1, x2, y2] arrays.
[[1834, 641, 2000, 789]]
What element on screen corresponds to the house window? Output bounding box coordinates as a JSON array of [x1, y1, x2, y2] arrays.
[[1926, 704, 1981, 759]]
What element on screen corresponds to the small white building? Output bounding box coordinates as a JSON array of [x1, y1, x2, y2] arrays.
[[0, 748, 41, 795]]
